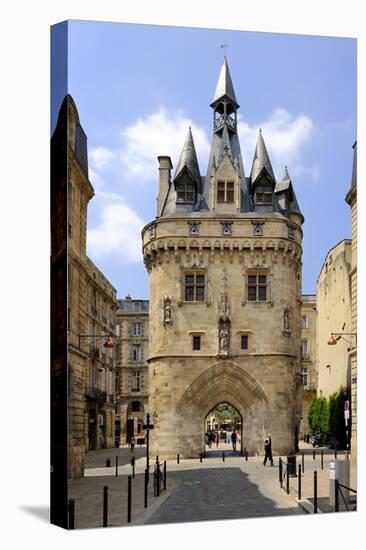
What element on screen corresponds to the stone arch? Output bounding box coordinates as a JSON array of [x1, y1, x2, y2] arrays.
[[177, 361, 268, 416]]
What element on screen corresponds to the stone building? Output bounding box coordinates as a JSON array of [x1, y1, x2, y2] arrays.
[[300, 295, 317, 437], [316, 240, 352, 398], [65, 95, 118, 478], [114, 296, 149, 446], [345, 141, 357, 457], [142, 58, 304, 458]]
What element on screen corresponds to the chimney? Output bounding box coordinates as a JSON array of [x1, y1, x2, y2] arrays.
[[157, 156, 173, 217]]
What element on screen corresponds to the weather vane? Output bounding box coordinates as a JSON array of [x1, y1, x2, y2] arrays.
[[220, 43, 230, 56]]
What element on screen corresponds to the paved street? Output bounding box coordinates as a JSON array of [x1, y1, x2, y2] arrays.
[[68, 445, 356, 528]]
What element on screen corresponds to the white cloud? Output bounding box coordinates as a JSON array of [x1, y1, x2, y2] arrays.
[[238, 108, 316, 180], [89, 146, 116, 170], [120, 107, 210, 180], [87, 202, 145, 263], [327, 119, 353, 130]]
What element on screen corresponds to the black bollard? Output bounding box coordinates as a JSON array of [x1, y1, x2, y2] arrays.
[[200, 452, 203, 463], [103, 486, 108, 527], [302, 452, 304, 474], [131, 456, 135, 479], [177, 454, 180, 464], [156, 464, 160, 497], [68, 498, 75, 530], [163, 460, 167, 491], [321, 451, 324, 470], [313, 450, 315, 460], [286, 464, 290, 494], [335, 449, 337, 459], [222, 452, 225, 462], [106, 457, 111, 468], [246, 451, 248, 461], [115, 456, 119, 477], [313, 471, 318, 514], [298, 464, 302, 500], [335, 479, 339, 512], [156, 455, 159, 465], [144, 469, 148, 508], [279, 457, 283, 485], [127, 475, 132, 523]]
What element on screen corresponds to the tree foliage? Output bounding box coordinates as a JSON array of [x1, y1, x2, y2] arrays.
[[308, 387, 351, 448]]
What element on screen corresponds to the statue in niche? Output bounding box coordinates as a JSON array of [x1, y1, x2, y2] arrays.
[[283, 305, 291, 332], [163, 296, 172, 324], [218, 319, 230, 356]]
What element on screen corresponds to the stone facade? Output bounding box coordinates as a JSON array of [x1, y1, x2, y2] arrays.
[[114, 297, 149, 446], [316, 240, 352, 398], [300, 295, 317, 437], [142, 59, 304, 458], [345, 142, 357, 459], [66, 95, 118, 478]]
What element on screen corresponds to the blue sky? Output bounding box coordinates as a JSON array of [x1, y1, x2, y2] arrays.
[[53, 20, 356, 299]]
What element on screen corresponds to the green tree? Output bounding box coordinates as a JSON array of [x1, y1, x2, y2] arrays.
[[308, 396, 329, 438], [328, 387, 350, 449]]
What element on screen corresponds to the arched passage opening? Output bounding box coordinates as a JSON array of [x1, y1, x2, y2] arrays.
[[205, 402, 242, 456]]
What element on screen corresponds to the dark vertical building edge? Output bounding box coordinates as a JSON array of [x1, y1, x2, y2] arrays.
[[50, 21, 69, 529]]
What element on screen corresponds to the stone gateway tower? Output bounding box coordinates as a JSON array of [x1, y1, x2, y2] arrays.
[[142, 58, 304, 458]]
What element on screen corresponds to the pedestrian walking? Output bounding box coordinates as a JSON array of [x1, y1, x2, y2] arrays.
[[215, 431, 220, 449], [231, 430, 237, 451], [263, 433, 274, 466], [130, 436, 135, 453]]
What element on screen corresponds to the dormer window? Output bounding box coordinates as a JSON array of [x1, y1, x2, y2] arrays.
[[217, 180, 234, 203], [176, 176, 195, 203]]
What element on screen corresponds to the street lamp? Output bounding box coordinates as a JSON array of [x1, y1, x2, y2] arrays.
[[327, 332, 356, 350], [78, 334, 114, 349]]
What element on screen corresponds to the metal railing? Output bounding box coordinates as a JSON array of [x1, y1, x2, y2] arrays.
[[335, 480, 357, 512]]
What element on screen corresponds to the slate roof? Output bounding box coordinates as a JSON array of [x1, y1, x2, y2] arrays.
[[250, 129, 276, 184], [210, 57, 239, 108]]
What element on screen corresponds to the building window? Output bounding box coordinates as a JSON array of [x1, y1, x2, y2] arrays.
[[302, 367, 308, 389], [91, 288, 97, 314], [133, 322, 141, 336], [115, 343, 121, 364], [134, 302, 140, 312], [132, 344, 141, 361], [217, 180, 234, 203], [115, 323, 121, 337], [193, 336, 201, 350], [301, 340, 309, 360], [241, 335, 248, 350], [99, 368, 106, 392], [184, 272, 205, 301], [255, 186, 273, 205], [131, 371, 141, 392], [102, 301, 107, 322], [301, 315, 308, 329], [176, 177, 195, 203], [247, 273, 267, 302]]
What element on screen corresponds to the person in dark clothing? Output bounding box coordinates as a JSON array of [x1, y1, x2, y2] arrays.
[[231, 430, 237, 451], [263, 434, 274, 466]]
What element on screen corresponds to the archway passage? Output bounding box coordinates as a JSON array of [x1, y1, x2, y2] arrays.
[[205, 402, 242, 457]]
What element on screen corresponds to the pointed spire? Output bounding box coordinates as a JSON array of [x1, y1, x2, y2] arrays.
[[250, 130, 275, 184], [174, 127, 201, 187], [211, 57, 239, 108]]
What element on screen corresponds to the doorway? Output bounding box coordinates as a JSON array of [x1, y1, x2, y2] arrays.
[[204, 402, 242, 457]]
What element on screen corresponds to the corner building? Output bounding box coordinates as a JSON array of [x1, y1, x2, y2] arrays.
[[142, 59, 304, 458]]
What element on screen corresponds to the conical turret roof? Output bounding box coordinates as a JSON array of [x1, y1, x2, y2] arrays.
[[250, 129, 275, 184], [174, 127, 201, 187], [211, 57, 239, 108]]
